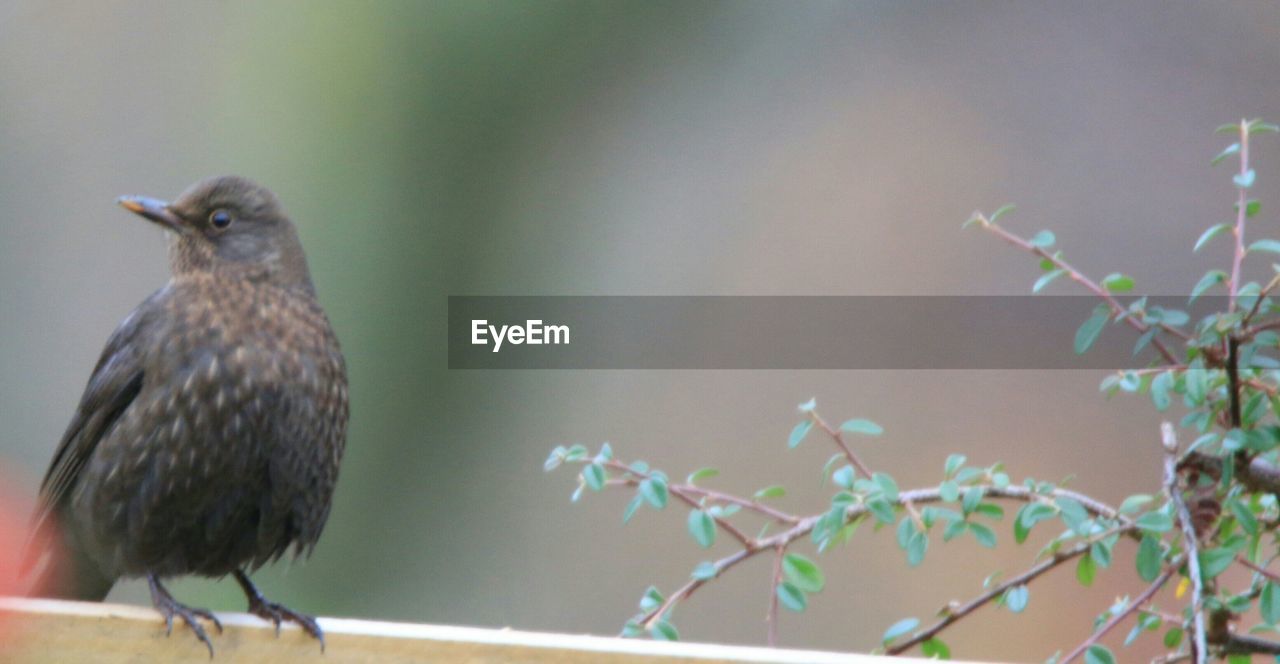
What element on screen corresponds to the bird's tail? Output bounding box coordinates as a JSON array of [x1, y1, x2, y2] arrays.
[[24, 518, 115, 601]]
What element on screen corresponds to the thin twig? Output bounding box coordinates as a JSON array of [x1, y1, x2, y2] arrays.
[[889, 523, 1135, 655], [604, 461, 801, 524], [1164, 422, 1207, 664], [767, 545, 783, 647], [1236, 556, 1280, 585], [629, 482, 1131, 634], [1061, 565, 1178, 664], [1229, 119, 1251, 314], [1242, 271, 1280, 326], [977, 218, 1181, 363], [808, 412, 874, 479], [637, 548, 751, 631], [810, 411, 926, 531]]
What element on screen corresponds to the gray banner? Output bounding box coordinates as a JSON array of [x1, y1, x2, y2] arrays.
[[447, 296, 1239, 369]]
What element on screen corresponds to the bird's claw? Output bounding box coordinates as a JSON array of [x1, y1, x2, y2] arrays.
[[246, 596, 325, 651], [150, 584, 222, 657]]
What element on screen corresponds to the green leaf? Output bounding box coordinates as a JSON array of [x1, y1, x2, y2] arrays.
[[1119, 494, 1154, 515], [783, 553, 825, 593], [1004, 585, 1029, 613], [968, 522, 997, 548], [1249, 239, 1280, 255], [962, 487, 984, 515], [650, 620, 679, 641], [1212, 142, 1241, 165], [1101, 273, 1134, 293], [989, 203, 1016, 224], [873, 472, 900, 501], [1190, 270, 1227, 302], [1151, 371, 1173, 411], [1075, 305, 1110, 355], [543, 447, 566, 471], [639, 586, 664, 612], [788, 420, 813, 448], [622, 495, 643, 523], [1195, 223, 1233, 252], [797, 397, 816, 412], [974, 502, 1004, 520], [777, 582, 807, 612], [583, 464, 606, 491], [1263, 582, 1280, 624], [754, 485, 786, 499], [1230, 499, 1259, 536], [1033, 269, 1067, 293], [1029, 230, 1056, 248], [939, 480, 960, 503], [1224, 428, 1247, 452], [639, 477, 668, 508], [944, 454, 966, 479], [867, 497, 896, 524], [1244, 199, 1262, 218], [1014, 503, 1052, 544], [831, 465, 856, 490], [1251, 121, 1280, 134], [1055, 496, 1090, 534], [897, 516, 916, 548], [687, 509, 715, 548], [1077, 552, 1097, 587], [621, 620, 643, 638], [920, 638, 951, 660], [906, 531, 928, 567], [1085, 644, 1116, 664], [686, 468, 718, 484], [1091, 540, 1113, 569], [1236, 169, 1257, 189], [1136, 535, 1162, 582], [1199, 547, 1236, 581], [882, 617, 919, 645], [1163, 626, 1184, 648], [840, 418, 883, 436], [1136, 511, 1173, 533], [691, 561, 718, 581]]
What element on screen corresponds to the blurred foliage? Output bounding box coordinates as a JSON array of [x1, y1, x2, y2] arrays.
[[549, 121, 1280, 662]]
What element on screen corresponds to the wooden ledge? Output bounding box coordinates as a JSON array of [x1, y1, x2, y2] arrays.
[[0, 597, 980, 663]]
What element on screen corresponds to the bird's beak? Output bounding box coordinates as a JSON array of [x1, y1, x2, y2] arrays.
[[117, 196, 185, 232]]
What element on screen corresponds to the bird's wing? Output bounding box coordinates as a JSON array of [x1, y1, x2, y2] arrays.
[[25, 301, 155, 562]]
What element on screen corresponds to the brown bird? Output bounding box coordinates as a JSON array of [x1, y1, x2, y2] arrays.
[[25, 176, 348, 655]]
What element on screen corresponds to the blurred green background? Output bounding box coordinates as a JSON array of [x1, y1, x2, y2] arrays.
[[3, 2, 1280, 661]]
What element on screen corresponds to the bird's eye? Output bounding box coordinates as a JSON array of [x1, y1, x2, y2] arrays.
[[209, 210, 233, 230]]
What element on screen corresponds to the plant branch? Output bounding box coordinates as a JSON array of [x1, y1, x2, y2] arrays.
[[1061, 564, 1178, 664], [809, 411, 926, 531], [627, 480, 1130, 641], [808, 412, 875, 479], [888, 522, 1136, 655], [976, 217, 1181, 363], [1229, 119, 1251, 314], [1164, 423, 1207, 664], [1236, 556, 1280, 585], [767, 546, 783, 647]]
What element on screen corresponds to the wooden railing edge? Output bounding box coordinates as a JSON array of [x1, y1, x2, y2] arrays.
[[0, 596, 985, 663]]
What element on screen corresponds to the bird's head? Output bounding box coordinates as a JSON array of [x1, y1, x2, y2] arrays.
[[117, 175, 314, 291]]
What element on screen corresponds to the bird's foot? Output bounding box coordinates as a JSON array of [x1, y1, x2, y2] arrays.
[[147, 574, 223, 658], [234, 570, 325, 651]]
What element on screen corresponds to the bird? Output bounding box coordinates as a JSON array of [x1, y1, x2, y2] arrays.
[[24, 175, 349, 655]]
